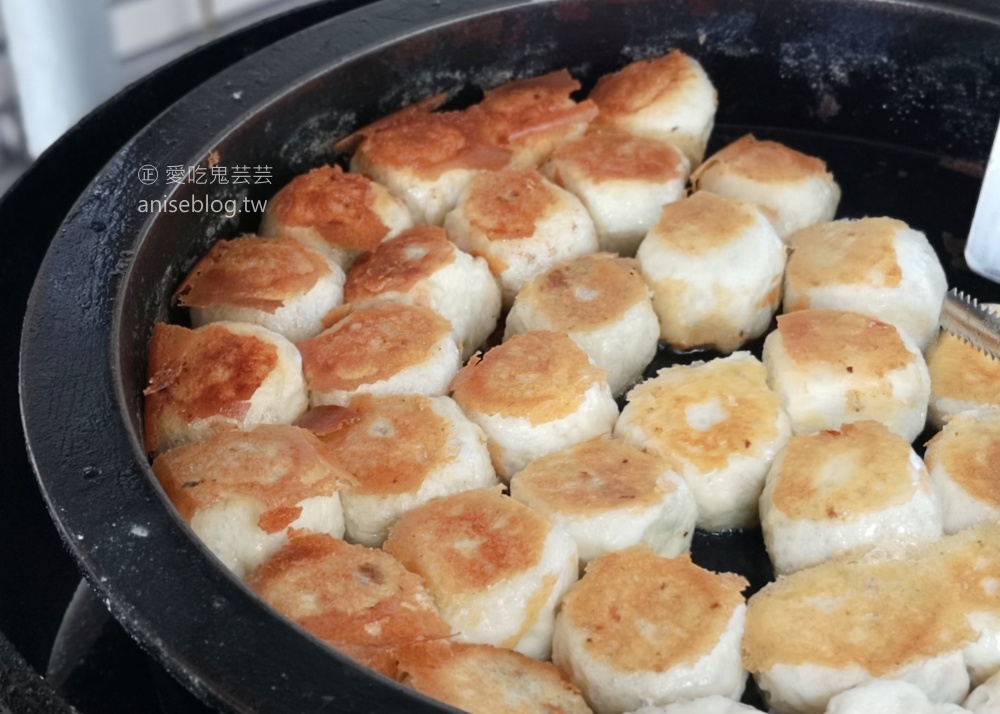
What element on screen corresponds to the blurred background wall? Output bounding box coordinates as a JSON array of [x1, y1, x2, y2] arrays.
[[0, 0, 320, 195]]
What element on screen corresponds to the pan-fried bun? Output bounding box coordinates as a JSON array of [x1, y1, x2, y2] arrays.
[[175, 235, 344, 342], [783, 217, 947, 351], [744, 523, 1000, 713], [311, 393, 497, 547], [297, 302, 460, 407], [246, 533, 451, 676], [444, 167, 598, 307], [344, 226, 501, 360], [509, 436, 696, 568], [341, 101, 512, 226], [503, 254, 660, 395], [384, 488, 578, 659], [691, 135, 840, 240], [258, 165, 412, 269], [478, 69, 598, 169], [615, 352, 791, 530], [762, 310, 930, 441], [393, 641, 593, 714], [637, 191, 786, 353], [152, 424, 350, 577], [589, 49, 717, 167], [450, 331, 618, 481], [924, 409, 1000, 535], [544, 129, 689, 255], [143, 321, 308, 455], [926, 304, 1000, 427], [759, 421, 942, 575], [553, 548, 748, 714]]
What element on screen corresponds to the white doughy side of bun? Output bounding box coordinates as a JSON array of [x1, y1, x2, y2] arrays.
[[544, 158, 689, 256], [964, 612, 1000, 688], [511, 469, 696, 568], [351, 152, 478, 227], [755, 650, 969, 714], [966, 670, 1000, 713], [627, 696, 760, 714], [696, 172, 839, 240], [930, 460, 1000, 536], [190, 261, 346, 343], [350, 246, 502, 360], [824, 680, 969, 714], [609, 59, 716, 168], [230, 322, 309, 430], [190, 493, 344, 579], [553, 604, 746, 714], [465, 380, 619, 482]]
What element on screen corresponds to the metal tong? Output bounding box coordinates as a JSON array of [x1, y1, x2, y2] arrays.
[[940, 288, 1000, 360]]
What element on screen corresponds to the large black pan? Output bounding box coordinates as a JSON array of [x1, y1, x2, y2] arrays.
[[19, 0, 1000, 711]]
